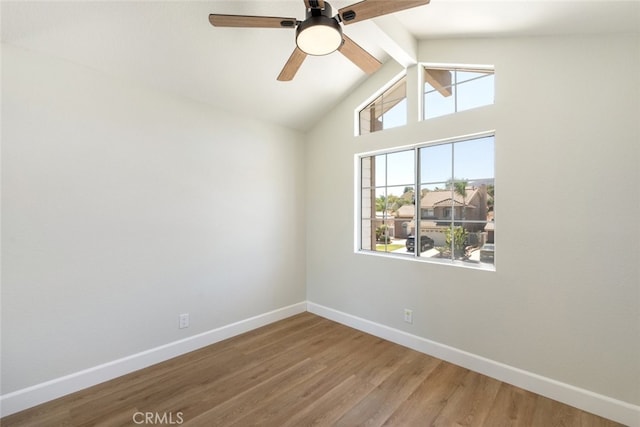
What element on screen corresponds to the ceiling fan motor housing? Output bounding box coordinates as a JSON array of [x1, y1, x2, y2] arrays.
[[209, 0, 429, 80], [296, 2, 343, 56]]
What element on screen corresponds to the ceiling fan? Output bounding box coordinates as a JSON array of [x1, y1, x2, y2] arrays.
[[209, 0, 430, 81]]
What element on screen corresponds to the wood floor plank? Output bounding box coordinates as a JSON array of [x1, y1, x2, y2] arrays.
[[352, 340, 421, 386], [279, 374, 377, 426], [1, 312, 624, 427], [335, 350, 441, 426], [234, 313, 331, 355], [482, 382, 539, 426], [581, 411, 625, 427], [67, 346, 242, 424], [382, 360, 470, 426], [284, 340, 424, 426], [531, 394, 582, 427], [223, 330, 393, 426], [183, 357, 326, 426], [164, 318, 371, 423], [432, 370, 502, 426]]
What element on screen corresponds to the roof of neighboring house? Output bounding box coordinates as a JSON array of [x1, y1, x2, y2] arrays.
[[394, 187, 483, 218], [396, 205, 415, 218], [421, 187, 479, 209]]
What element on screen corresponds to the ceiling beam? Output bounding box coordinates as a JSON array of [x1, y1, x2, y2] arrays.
[[424, 68, 453, 97], [354, 15, 418, 68]]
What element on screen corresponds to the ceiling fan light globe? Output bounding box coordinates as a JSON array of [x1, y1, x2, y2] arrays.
[[296, 17, 342, 56]]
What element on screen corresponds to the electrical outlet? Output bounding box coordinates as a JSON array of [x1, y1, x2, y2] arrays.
[[178, 313, 189, 329], [404, 309, 413, 324]]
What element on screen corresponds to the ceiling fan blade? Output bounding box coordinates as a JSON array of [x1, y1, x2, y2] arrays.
[[339, 0, 430, 25], [338, 34, 381, 74], [209, 14, 298, 29], [277, 47, 307, 81]]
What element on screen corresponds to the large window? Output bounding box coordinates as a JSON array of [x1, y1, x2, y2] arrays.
[[423, 67, 494, 120], [359, 76, 407, 135], [359, 134, 495, 269]]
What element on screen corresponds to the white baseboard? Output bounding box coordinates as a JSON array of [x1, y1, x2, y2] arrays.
[[3, 301, 638, 426], [307, 302, 640, 427], [0, 302, 307, 418]]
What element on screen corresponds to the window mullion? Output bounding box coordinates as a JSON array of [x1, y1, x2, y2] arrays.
[[453, 70, 458, 114], [450, 143, 456, 260], [370, 158, 376, 250], [415, 147, 421, 259], [384, 154, 389, 251]]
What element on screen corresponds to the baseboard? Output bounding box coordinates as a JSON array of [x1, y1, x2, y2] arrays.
[[0, 301, 307, 418], [307, 302, 640, 427], [4, 301, 638, 426]]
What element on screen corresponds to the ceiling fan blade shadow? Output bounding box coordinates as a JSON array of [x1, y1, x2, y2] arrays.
[[209, 14, 298, 28], [338, 34, 381, 74], [277, 47, 307, 81], [339, 0, 430, 25]]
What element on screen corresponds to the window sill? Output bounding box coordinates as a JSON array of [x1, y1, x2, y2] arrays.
[[355, 249, 496, 272]]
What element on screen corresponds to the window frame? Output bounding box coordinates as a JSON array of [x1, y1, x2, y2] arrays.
[[356, 72, 407, 136], [420, 64, 495, 121], [356, 131, 496, 271]]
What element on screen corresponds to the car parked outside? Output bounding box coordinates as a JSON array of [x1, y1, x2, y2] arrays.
[[406, 235, 435, 252]]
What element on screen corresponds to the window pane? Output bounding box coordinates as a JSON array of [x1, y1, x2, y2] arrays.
[[359, 108, 376, 135], [373, 218, 396, 252], [453, 136, 495, 181], [361, 187, 375, 220], [361, 156, 373, 189], [360, 77, 406, 135], [361, 220, 374, 250], [381, 98, 407, 130], [424, 81, 436, 92], [424, 68, 453, 95], [418, 186, 456, 231], [456, 70, 490, 84], [387, 185, 413, 215], [452, 184, 468, 222], [393, 185, 415, 239], [423, 67, 494, 121], [416, 227, 445, 259], [457, 74, 495, 112], [375, 188, 387, 215], [420, 144, 452, 184], [374, 154, 386, 187], [386, 150, 414, 186], [424, 86, 455, 119], [459, 222, 495, 268]]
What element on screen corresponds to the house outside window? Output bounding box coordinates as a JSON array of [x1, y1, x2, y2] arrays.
[[421, 208, 435, 219], [359, 134, 495, 270]]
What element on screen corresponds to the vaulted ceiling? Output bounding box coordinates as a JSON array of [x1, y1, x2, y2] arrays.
[[2, 1, 639, 131]]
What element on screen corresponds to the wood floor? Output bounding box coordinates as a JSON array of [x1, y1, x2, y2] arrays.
[[2, 312, 622, 427]]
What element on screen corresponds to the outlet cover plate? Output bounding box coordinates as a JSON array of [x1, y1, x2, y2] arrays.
[[404, 309, 413, 324], [179, 313, 189, 329]]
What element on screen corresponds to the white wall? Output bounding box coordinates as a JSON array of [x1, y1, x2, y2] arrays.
[[2, 32, 639, 421], [306, 34, 639, 407], [1, 45, 306, 394]]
